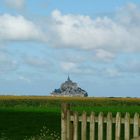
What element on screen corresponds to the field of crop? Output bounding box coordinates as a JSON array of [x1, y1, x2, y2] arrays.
[[0, 96, 140, 140]]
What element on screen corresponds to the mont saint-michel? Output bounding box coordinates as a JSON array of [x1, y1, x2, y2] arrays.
[[51, 76, 88, 97]]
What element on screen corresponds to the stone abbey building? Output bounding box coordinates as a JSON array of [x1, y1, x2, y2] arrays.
[[50, 76, 88, 97]]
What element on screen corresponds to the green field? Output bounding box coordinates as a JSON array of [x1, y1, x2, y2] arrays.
[[0, 96, 140, 140]]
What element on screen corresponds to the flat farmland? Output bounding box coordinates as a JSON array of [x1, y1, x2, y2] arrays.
[[0, 96, 140, 140]]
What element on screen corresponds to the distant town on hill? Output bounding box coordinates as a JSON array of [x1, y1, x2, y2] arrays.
[[50, 76, 88, 97]]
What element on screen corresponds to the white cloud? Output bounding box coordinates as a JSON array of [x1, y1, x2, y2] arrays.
[[5, 0, 25, 9], [1, 3, 140, 77], [48, 4, 140, 61], [0, 14, 44, 42], [116, 3, 140, 27], [94, 49, 115, 62], [60, 61, 96, 74], [60, 62, 77, 71]]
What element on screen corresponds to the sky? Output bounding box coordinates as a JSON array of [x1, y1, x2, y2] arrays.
[[0, 0, 140, 97]]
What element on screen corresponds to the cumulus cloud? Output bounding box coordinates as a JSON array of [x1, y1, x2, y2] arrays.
[[48, 3, 140, 61], [50, 10, 117, 50], [1, 3, 140, 57], [0, 14, 44, 42], [5, 0, 25, 10], [116, 3, 140, 27], [1, 2, 140, 77]]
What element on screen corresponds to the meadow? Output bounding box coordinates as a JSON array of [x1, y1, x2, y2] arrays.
[[0, 96, 140, 140]]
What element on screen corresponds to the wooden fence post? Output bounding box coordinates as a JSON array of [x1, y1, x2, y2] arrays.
[[73, 111, 78, 140], [125, 112, 130, 140], [67, 109, 72, 140], [133, 113, 139, 138], [107, 112, 112, 140], [61, 103, 70, 140], [98, 112, 103, 140], [81, 111, 87, 140], [90, 112, 95, 140], [115, 112, 121, 140]]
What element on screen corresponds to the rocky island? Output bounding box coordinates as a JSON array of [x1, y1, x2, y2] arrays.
[[51, 76, 88, 97]]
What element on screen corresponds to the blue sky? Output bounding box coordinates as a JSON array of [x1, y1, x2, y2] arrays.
[[0, 0, 140, 97]]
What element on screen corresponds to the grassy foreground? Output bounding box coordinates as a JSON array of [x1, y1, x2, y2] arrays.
[[0, 96, 140, 139]]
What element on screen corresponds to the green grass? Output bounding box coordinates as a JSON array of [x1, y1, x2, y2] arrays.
[[0, 110, 60, 140], [0, 96, 140, 139]]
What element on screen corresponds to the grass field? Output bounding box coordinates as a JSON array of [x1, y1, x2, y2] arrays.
[[0, 96, 140, 140]]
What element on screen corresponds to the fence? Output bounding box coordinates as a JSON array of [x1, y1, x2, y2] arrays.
[[61, 103, 140, 140]]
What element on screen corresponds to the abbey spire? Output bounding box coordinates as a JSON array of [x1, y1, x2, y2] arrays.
[[67, 75, 70, 81]]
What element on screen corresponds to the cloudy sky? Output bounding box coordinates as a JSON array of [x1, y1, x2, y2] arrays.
[[0, 0, 140, 97]]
